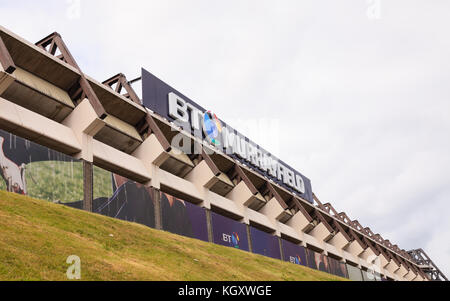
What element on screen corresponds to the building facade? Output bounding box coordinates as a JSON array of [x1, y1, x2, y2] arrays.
[[0, 25, 446, 281]]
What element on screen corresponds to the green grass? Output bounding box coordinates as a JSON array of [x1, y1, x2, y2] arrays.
[[0, 190, 346, 281]]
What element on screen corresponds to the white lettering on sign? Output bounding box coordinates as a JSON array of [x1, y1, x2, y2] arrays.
[[222, 234, 232, 243], [168, 93, 306, 194]]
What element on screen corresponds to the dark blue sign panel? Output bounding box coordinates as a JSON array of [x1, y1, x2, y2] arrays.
[[306, 248, 330, 273], [211, 211, 249, 251], [67, 167, 157, 229], [161, 192, 208, 242], [328, 256, 349, 279], [250, 227, 281, 260], [141, 68, 313, 204], [346, 264, 364, 281], [281, 239, 307, 266]]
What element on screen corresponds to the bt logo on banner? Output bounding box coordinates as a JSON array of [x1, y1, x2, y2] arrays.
[[222, 232, 240, 249], [289, 255, 303, 265]]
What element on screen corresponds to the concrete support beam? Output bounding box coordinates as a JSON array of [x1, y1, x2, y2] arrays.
[[345, 240, 365, 257], [286, 210, 315, 233], [308, 222, 333, 242], [82, 160, 93, 212], [205, 208, 213, 243], [139, 133, 171, 167], [404, 270, 417, 281], [385, 260, 401, 274], [246, 224, 253, 253], [245, 208, 276, 232], [259, 197, 288, 221], [0, 69, 14, 94], [185, 160, 218, 189], [226, 181, 265, 209], [413, 274, 424, 281], [378, 254, 390, 269], [184, 160, 233, 197], [207, 190, 244, 218], [62, 98, 105, 162], [277, 221, 303, 243], [93, 139, 150, 183], [394, 264, 409, 279], [152, 187, 162, 230], [278, 237, 284, 261], [359, 247, 377, 264], [324, 243, 343, 260], [328, 232, 350, 250], [0, 35, 16, 74], [0, 97, 81, 154], [302, 233, 325, 252]]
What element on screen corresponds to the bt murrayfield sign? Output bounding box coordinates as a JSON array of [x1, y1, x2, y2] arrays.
[[141, 68, 313, 204]]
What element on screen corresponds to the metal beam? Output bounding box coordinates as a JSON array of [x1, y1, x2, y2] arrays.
[[0, 35, 16, 74], [146, 113, 171, 152], [311, 209, 335, 234], [262, 182, 288, 210], [103, 73, 142, 105], [36, 32, 106, 119], [228, 164, 259, 195], [201, 149, 221, 176], [291, 197, 313, 223]]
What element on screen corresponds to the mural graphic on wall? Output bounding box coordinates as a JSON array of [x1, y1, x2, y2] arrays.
[[306, 249, 330, 273], [66, 167, 156, 228], [327, 256, 349, 278], [0, 129, 83, 203], [96, 173, 155, 228], [160, 192, 209, 242]]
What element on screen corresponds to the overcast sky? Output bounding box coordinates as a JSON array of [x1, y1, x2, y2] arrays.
[[2, 0, 449, 278]]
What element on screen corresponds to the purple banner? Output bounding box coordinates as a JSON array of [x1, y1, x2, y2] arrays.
[[327, 256, 349, 278], [281, 239, 308, 266], [211, 211, 249, 251], [346, 264, 364, 281], [281, 239, 307, 266], [249, 227, 281, 259], [161, 192, 208, 242], [306, 248, 330, 273]]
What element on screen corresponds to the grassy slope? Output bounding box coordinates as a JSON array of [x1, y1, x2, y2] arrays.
[[0, 191, 345, 281]]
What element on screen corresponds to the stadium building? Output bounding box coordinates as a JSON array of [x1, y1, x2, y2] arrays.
[[0, 25, 447, 281]]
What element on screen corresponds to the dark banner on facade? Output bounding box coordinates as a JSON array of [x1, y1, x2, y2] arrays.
[[281, 239, 307, 266], [327, 256, 349, 279], [362, 269, 380, 281], [211, 211, 249, 251], [306, 249, 330, 273], [346, 264, 364, 281], [66, 167, 156, 229], [0, 129, 83, 204], [249, 227, 281, 260], [161, 192, 209, 242], [141, 68, 313, 204]]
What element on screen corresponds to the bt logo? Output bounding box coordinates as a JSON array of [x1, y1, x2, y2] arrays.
[[289, 255, 303, 265], [222, 232, 240, 249], [203, 110, 222, 146]]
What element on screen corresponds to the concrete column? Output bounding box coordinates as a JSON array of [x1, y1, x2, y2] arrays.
[[278, 237, 284, 261], [153, 188, 162, 230], [205, 209, 214, 243], [82, 160, 93, 212], [246, 224, 253, 253]]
